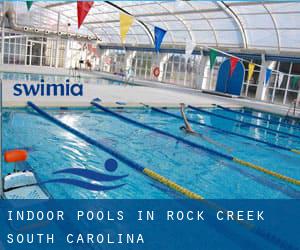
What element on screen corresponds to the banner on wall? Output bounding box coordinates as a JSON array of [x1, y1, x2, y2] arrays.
[[209, 49, 217, 70], [277, 73, 284, 88], [247, 63, 255, 82], [120, 13, 134, 44], [26, 1, 33, 10], [264, 68, 272, 86], [154, 26, 167, 53], [77, 1, 94, 29], [229, 57, 239, 76], [185, 38, 196, 62]]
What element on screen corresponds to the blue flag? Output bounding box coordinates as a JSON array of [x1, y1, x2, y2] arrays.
[[264, 68, 272, 86], [154, 26, 167, 53]]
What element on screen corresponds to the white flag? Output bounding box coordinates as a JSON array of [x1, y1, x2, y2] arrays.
[[277, 73, 284, 88], [185, 38, 196, 62]]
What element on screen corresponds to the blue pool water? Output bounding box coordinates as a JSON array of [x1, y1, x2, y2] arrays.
[[2, 106, 300, 199]]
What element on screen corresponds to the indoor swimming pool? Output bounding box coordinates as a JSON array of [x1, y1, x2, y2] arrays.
[[2, 105, 300, 199], [0, 71, 130, 85]]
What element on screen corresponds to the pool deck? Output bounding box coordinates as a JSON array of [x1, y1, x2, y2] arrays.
[[2, 79, 241, 108], [1, 69, 299, 118]]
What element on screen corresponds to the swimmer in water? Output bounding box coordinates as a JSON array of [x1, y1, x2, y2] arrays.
[[179, 103, 232, 152]]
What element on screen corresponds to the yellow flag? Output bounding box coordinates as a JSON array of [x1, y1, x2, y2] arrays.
[[120, 13, 134, 44], [247, 63, 255, 82]]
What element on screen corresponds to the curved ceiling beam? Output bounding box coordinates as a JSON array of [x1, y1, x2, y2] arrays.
[[262, 3, 280, 52], [185, 1, 219, 47], [217, 1, 248, 49], [104, 1, 154, 45], [157, 2, 194, 42]]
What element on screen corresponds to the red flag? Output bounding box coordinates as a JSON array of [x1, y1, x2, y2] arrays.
[[229, 57, 239, 76], [77, 1, 94, 29]]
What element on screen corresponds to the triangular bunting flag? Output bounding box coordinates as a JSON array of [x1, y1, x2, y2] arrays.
[[209, 49, 218, 70], [77, 1, 94, 29], [26, 1, 33, 10], [120, 13, 134, 44], [264, 68, 272, 86], [247, 63, 255, 82], [229, 57, 239, 76], [154, 26, 167, 53], [291, 76, 300, 89], [277, 73, 284, 88]]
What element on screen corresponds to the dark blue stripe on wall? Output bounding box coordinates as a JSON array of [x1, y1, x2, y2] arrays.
[[98, 45, 300, 63]]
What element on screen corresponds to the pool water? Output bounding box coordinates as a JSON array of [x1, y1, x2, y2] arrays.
[[2, 106, 300, 199], [0, 71, 129, 86]]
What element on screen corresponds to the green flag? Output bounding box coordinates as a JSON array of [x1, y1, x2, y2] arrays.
[[209, 49, 218, 70], [291, 76, 300, 89], [26, 1, 33, 10]]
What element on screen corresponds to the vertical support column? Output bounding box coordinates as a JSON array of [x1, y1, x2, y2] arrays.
[[159, 54, 168, 82], [64, 39, 70, 69], [255, 54, 267, 101], [1, 19, 5, 64], [198, 55, 209, 90], [55, 12, 61, 68], [283, 63, 293, 105]]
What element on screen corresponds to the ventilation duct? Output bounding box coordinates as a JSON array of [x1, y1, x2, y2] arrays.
[[1, 7, 101, 42]]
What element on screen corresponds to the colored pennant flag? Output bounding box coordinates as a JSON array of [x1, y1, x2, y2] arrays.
[[229, 57, 239, 76], [277, 73, 284, 88], [185, 38, 196, 61], [209, 49, 217, 70], [247, 63, 255, 82], [26, 1, 33, 10], [120, 13, 134, 44], [77, 1, 94, 29], [264, 68, 272, 86], [154, 26, 167, 53], [291, 76, 300, 89]]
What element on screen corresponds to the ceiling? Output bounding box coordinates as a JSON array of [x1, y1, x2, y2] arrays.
[[4, 1, 300, 53]]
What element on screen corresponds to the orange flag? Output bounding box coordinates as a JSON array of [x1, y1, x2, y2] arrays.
[[229, 57, 239, 76], [77, 1, 94, 29]]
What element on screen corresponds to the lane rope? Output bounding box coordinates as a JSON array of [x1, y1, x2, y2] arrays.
[[233, 158, 300, 186], [147, 105, 300, 154], [27, 102, 297, 250], [27, 101, 202, 199], [92, 102, 300, 187], [188, 105, 300, 140], [216, 104, 300, 130]]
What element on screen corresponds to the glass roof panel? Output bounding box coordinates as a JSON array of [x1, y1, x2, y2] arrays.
[[209, 18, 238, 30], [247, 29, 278, 49], [3, 1, 299, 52], [238, 14, 274, 29], [273, 13, 300, 29], [279, 30, 300, 50]]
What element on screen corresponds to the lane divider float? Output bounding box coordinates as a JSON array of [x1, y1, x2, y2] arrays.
[[188, 105, 300, 140], [91, 102, 300, 187], [145, 105, 300, 155], [215, 104, 300, 130], [27, 102, 297, 249], [27, 101, 203, 199]]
